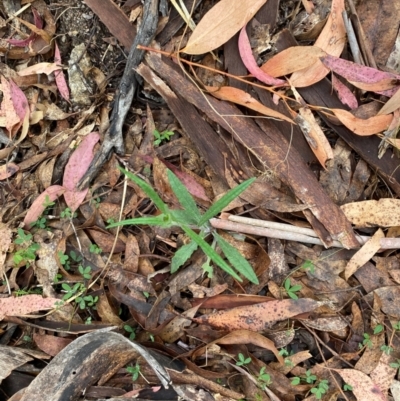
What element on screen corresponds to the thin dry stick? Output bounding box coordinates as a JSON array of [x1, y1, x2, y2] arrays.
[[210, 215, 400, 250]]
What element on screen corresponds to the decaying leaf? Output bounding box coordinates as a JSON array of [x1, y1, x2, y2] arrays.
[[330, 109, 393, 135], [344, 229, 384, 280], [335, 368, 386, 401], [63, 132, 100, 211], [206, 85, 294, 123], [183, 0, 268, 55], [194, 298, 321, 331], [261, 46, 326, 77], [0, 295, 59, 320], [341, 199, 400, 227], [238, 26, 286, 86]]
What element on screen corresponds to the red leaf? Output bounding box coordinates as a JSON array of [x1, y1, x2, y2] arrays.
[[54, 42, 70, 102], [321, 54, 400, 92], [23, 185, 66, 228], [331, 73, 358, 109], [238, 26, 286, 87], [63, 132, 100, 211]]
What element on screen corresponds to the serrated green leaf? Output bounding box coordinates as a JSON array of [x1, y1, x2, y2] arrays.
[[181, 226, 242, 282], [213, 232, 258, 284], [171, 241, 198, 273], [107, 214, 172, 229], [167, 169, 202, 224], [198, 177, 255, 226], [119, 167, 168, 214]]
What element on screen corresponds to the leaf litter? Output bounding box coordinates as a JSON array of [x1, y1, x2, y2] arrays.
[[1, 0, 400, 400]]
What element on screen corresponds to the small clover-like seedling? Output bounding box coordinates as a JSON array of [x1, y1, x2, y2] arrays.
[[75, 294, 98, 310], [373, 324, 384, 334], [89, 243, 102, 254], [42, 195, 55, 208], [58, 251, 70, 270], [61, 283, 84, 301], [69, 250, 83, 263], [300, 259, 315, 274], [381, 344, 393, 355], [78, 265, 92, 280], [284, 279, 302, 300], [31, 217, 47, 229], [304, 370, 317, 384], [343, 383, 353, 391], [153, 129, 174, 146], [126, 363, 141, 381], [236, 353, 251, 366], [359, 333, 373, 349], [310, 380, 329, 400], [124, 325, 136, 341], [257, 367, 272, 389], [390, 359, 400, 369], [13, 228, 40, 266], [60, 207, 77, 219], [393, 321, 400, 331]]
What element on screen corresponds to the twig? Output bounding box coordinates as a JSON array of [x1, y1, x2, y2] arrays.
[[77, 0, 159, 190], [210, 214, 400, 250]]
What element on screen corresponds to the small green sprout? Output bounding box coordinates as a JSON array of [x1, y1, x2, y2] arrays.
[[236, 353, 251, 366], [284, 278, 302, 300]]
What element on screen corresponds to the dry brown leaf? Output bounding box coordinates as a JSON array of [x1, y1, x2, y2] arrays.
[[261, 46, 326, 77], [290, 0, 346, 87], [292, 88, 333, 167], [183, 0, 267, 55], [344, 229, 384, 280], [205, 85, 294, 123], [192, 330, 284, 364], [378, 88, 400, 116], [335, 368, 386, 401], [341, 199, 400, 227], [194, 298, 321, 331], [331, 108, 393, 135]]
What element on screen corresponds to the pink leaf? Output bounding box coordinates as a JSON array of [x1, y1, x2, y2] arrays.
[[9, 79, 29, 121], [0, 295, 59, 320], [6, 8, 42, 47], [1, 77, 22, 136], [238, 26, 286, 87], [54, 42, 70, 102], [331, 73, 358, 109], [0, 163, 19, 180], [321, 54, 400, 92], [63, 132, 100, 211], [24, 185, 66, 228]]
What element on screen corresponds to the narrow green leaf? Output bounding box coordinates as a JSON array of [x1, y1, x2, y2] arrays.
[[198, 177, 255, 226], [167, 169, 202, 224], [181, 226, 242, 282], [170, 209, 200, 225], [213, 232, 259, 284], [119, 167, 168, 214], [107, 214, 171, 228], [171, 241, 198, 273]]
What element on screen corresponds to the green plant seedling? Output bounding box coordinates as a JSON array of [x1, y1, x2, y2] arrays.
[[60, 207, 77, 219], [393, 321, 400, 331], [390, 359, 400, 369], [284, 279, 302, 300], [75, 294, 98, 310], [310, 380, 329, 400], [257, 367, 272, 389], [61, 283, 84, 301], [89, 243, 102, 254], [359, 333, 373, 349], [236, 353, 251, 366], [381, 344, 393, 355], [107, 167, 258, 284], [13, 228, 40, 266], [42, 195, 55, 208], [31, 217, 47, 229], [126, 363, 141, 381], [304, 370, 317, 384], [58, 252, 70, 270], [153, 129, 174, 146], [124, 325, 136, 341], [69, 250, 83, 263], [373, 324, 384, 334], [78, 265, 92, 280], [343, 383, 353, 391], [300, 259, 315, 273]]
